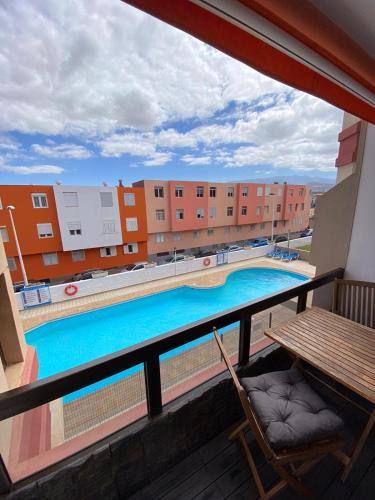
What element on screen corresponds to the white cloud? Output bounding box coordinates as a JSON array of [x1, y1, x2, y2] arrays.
[[0, 136, 20, 151], [0, 164, 64, 175], [143, 152, 172, 166], [181, 155, 211, 165], [32, 142, 92, 159]]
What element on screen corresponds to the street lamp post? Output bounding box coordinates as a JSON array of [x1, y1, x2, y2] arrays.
[[270, 194, 276, 243], [174, 246, 177, 276], [7, 205, 29, 286]]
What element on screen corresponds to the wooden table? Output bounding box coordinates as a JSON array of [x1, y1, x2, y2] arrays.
[[265, 306, 375, 480]]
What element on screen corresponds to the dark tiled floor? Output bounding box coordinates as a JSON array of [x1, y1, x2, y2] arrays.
[[129, 382, 375, 499]]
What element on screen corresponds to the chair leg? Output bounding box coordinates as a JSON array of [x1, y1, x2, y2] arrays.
[[238, 431, 267, 499], [273, 463, 314, 499], [229, 419, 249, 440]]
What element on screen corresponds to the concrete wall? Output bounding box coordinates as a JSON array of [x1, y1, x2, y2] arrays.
[[345, 124, 375, 281]]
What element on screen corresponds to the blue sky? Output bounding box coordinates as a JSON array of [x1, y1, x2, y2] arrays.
[[0, 1, 342, 187]]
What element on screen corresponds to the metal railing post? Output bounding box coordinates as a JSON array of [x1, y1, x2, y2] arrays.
[[297, 292, 308, 314], [0, 455, 11, 494], [238, 315, 252, 365], [144, 356, 162, 418]]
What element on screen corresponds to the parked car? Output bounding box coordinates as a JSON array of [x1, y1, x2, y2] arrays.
[[300, 228, 313, 237], [13, 282, 25, 293], [196, 250, 213, 258], [126, 263, 147, 271], [248, 238, 269, 248], [163, 254, 186, 264], [216, 245, 243, 253], [274, 235, 288, 243], [73, 269, 104, 281]]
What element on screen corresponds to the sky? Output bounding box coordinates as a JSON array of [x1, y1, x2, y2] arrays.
[[0, 0, 343, 187]]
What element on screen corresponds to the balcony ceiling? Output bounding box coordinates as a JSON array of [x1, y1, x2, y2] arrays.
[[123, 0, 375, 123]]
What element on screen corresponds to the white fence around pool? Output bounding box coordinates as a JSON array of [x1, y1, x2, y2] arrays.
[[15, 236, 312, 310]]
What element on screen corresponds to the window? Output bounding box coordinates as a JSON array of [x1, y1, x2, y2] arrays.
[[236, 226, 242, 232], [295, 203, 298, 211], [265, 186, 271, 196], [196, 208, 204, 219], [156, 233, 165, 243], [273, 221, 278, 228], [209, 207, 216, 218], [68, 222, 82, 235], [32, 193, 48, 208], [156, 209, 165, 221], [207, 229, 214, 236], [260, 223, 266, 229], [242, 187, 248, 197], [227, 206, 233, 216], [71, 250, 85, 262], [241, 206, 247, 216], [288, 189, 294, 196], [42, 252, 58, 266], [256, 187, 263, 196], [301, 203, 305, 210], [173, 232, 182, 241], [227, 187, 234, 197], [103, 221, 116, 234], [264, 205, 270, 215], [276, 204, 281, 213], [7, 256, 16, 271], [63, 192, 78, 207], [100, 246, 117, 257], [209, 187, 216, 198], [176, 209, 184, 220], [193, 230, 200, 239], [124, 243, 138, 254], [100, 192, 113, 207], [196, 186, 204, 197], [0, 197, 2, 209], [250, 224, 256, 230], [126, 217, 138, 231], [224, 226, 230, 233], [124, 193, 135, 206], [175, 186, 183, 197], [37, 223, 53, 238], [288, 204, 292, 212], [256, 206, 262, 215], [154, 186, 164, 198], [0, 226, 9, 242], [299, 188, 304, 196]]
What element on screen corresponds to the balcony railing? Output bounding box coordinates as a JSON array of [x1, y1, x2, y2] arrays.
[[0, 267, 344, 492]]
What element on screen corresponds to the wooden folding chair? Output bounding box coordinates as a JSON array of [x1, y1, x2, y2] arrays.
[[332, 278, 375, 328], [213, 328, 345, 499]]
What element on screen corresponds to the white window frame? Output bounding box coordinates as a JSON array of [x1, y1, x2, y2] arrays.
[[264, 205, 270, 215], [123, 243, 139, 254], [156, 233, 165, 243], [0, 226, 9, 243], [227, 206, 233, 216], [7, 256, 16, 271], [71, 250, 86, 262], [196, 208, 204, 219], [209, 187, 216, 198], [196, 186, 204, 198], [103, 221, 116, 234], [173, 232, 182, 241], [224, 226, 230, 233], [32, 193, 48, 208], [256, 187, 263, 197], [154, 186, 164, 198], [207, 229, 214, 236], [63, 192, 78, 207], [209, 207, 216, 218], [242, 187, 248, 197], [124, 193, 135, 206], [276, 204, 281, 213], [265, 187, 271, 196], [37, 223, 53, 239], [156, 209, 165, 221], [126, 217, 138, 232], [100, 192, 113, 208], [0, 197, 3, 209], [176, 209, 184, 220], [68, 222, 82, 236], [227, 187, 234, 197], [256, 206, 262, 215], [193, 230, 200, 239], [175, 186, 183, 198], [42, 252, 58, 266], [260, 222, 266, 229], [241, 206, 247, 216], [100, 246, 117, 257]]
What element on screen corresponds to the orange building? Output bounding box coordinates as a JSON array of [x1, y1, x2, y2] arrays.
[[0, 183, 148, 284]]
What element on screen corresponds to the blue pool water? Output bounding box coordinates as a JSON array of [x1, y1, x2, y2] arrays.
[[26, 268, 308, 402]]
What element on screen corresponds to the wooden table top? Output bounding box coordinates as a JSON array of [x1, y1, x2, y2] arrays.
[[265, 307, 375, 404]]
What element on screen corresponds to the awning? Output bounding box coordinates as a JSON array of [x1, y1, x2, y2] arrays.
[[123, 0, 375, 123]]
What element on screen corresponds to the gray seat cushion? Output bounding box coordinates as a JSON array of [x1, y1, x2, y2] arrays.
[[241, 368, 344, 450]]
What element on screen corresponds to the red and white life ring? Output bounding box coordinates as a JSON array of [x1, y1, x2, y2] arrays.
[[203, 258, 211, 267], [64, 284, 78, 296]]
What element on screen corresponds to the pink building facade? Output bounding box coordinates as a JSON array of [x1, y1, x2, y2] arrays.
[[133, 180, 311, 257]]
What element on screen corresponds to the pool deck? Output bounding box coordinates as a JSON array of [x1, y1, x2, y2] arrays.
[[21, 257, 315, 330]]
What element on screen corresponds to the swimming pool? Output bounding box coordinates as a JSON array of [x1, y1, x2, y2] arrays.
[[26, 267, 308, 402]]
